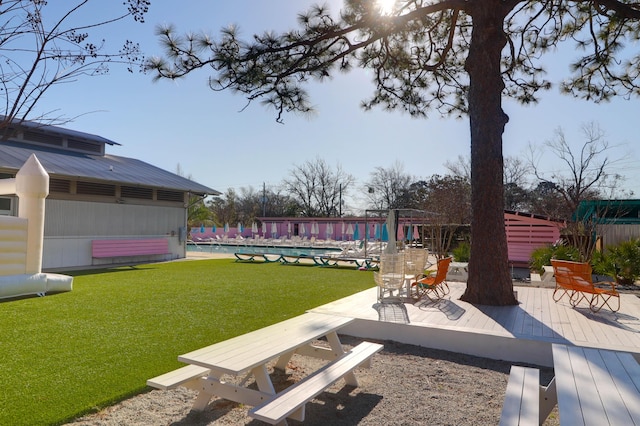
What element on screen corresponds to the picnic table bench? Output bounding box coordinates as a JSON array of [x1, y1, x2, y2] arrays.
[[148, 312, 382, 425], [552, 343, 640, 425], [501, 343, 640, 425], [499, 366, 541, 426]]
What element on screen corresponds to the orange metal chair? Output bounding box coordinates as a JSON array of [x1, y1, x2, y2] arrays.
[[551, 259, 620, 312], [412, 257, 452, 301]]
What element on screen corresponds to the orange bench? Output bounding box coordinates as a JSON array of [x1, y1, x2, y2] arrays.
[[550, 259, 619, 312]]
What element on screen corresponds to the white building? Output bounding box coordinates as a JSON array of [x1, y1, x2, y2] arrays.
[[0, 120, 218, 270]]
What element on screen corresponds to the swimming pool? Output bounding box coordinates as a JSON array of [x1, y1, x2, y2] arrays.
[[186, 242, 343, 257]]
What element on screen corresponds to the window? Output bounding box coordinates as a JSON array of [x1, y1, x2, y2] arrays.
[[0, 197, 12, 215]]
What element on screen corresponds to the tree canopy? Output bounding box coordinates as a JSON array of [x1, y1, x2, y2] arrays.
[[148, 1, 640, 305]]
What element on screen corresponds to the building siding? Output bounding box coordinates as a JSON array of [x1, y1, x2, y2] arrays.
[[42, 199, 185, 269]]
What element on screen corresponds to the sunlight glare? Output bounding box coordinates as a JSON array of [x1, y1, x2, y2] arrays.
[[376, 0, 396, 15]]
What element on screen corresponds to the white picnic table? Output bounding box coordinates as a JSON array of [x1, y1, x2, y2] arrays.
[[552, 343, 640, 425], [177, 312, 356, 410]]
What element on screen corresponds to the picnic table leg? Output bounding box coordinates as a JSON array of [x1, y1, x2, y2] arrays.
[[540, 376, 557, 423], [192, 392, 212, 411], [252, 364, 277, 395], [325, 332, 358, 386], [275, 349, 296, 371]]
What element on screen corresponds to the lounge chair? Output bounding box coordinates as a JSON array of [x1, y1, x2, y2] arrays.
[[404, 248, 429, 285], [412, 257, 452, 301], [550, 259, 620, 312], [374, 253, 406, 302]]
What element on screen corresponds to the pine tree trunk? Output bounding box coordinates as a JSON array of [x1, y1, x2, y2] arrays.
[[460, 3, 518, 306]]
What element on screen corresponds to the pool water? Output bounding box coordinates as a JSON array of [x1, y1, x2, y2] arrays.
[[186, 242, 343, 257]]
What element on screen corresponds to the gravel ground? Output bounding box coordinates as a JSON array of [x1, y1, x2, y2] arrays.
[[66, 336, 560, 426]]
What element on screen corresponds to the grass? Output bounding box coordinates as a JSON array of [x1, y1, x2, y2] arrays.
[[0, 259, 374, 426]]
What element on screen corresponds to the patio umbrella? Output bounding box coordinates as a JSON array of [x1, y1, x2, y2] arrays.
[[300, 222, 307, 237], [287, 222, 292, 236], [212, 224, 217, 233], [385, 210, 397, 254], [374, 223, 380, 240], [326, 222, 333, 239], [406, 225, 412, 241], [353, 222, 360, 240], [311, 222, 319, 236], [261, 222, 267, 236], [346, 223, 354, 240], [224, 223, 230, 235], [413, 225, 419, 241], [271, 222, 278, 238], [251, 222, 258, 235], [237, 222, 244, 236], [397, 223, 404, 241], [200, 224, 205, 233], [381, 223, 388, 241]]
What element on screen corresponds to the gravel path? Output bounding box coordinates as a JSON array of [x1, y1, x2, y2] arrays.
[[66, 336, 560, 426]]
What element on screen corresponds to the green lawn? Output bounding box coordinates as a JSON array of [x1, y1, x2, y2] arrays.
[[0, 259, 374, 426]]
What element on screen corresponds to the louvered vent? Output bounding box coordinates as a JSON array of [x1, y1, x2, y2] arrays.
[[23, 131, 63, 146], [77, 181, 116, 196], [121, 186, 153, 200], [49, 179, 71, 193], [67, 138, 101, 153], [157, 190, 184, 202]]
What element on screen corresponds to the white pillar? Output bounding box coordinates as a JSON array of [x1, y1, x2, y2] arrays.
[[15, 154, 49, 274]]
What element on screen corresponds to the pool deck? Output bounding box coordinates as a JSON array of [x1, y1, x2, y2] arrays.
[[186, 252, 640, 367], [309, 283, 640, 368]]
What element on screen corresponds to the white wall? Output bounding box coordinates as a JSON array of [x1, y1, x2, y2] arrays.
[[42, 199, 186, 270]]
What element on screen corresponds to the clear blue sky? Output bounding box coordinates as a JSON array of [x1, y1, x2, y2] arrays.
[[35, 1, 640, 211]]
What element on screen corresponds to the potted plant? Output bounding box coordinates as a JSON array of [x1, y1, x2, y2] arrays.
[[452, 241, 470, 262], [529, 243, 580, 281]]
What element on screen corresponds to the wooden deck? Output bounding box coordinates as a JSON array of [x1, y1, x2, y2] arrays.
[[309, 283, 640, 367]]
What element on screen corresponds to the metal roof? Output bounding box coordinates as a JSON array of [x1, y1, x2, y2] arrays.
[[0, 141, 219, 195]]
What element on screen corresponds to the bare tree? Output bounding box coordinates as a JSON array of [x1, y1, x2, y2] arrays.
[[529, 122, 626, 260], [208, 188, 239, 229], [0, 0, 149, 135], [447, 155, 532, 211], [529, 123, 623, 219], [445, 155, 471, 182], [234, 185, 300, 219], [421, 175, 471, 258], [503, 157, 531, 211], [364, 161, 413, 210], [283, 157, 354, 217], [148, 1, 640, 305]]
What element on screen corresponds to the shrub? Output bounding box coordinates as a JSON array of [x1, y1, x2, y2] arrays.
[[529, 243, 580, 274], [452, 241, 470, 262], [591, 239, 640, 285]]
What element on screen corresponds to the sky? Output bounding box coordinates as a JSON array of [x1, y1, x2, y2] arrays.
[[32, 1, 640, 212]]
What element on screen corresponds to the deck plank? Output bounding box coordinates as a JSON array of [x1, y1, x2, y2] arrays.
[[311, 282, 640, 360]]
